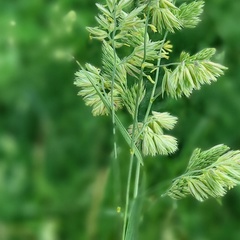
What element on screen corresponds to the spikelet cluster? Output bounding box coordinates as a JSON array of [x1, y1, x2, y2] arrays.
[[162, 48, 227, 98], [165, 145, 240, 202], [129, 111, 178, 156]]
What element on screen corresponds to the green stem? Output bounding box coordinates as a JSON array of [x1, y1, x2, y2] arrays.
[[122, 152, 134, 240], [157, 62, 181, 68], [110, 0, 121, 206], [132, 10, 151, 198], [111, 0, 118, 159], [134, 160, 141, 198], [122, 8, 150, 240], [143, 31, 169, 123]]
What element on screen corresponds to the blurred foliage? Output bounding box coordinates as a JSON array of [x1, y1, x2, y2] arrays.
[[0, 0, 240, 239]]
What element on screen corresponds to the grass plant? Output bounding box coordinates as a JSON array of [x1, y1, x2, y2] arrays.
[[74, 0, 240, 239]]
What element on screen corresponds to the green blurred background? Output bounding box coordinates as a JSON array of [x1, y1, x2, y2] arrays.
[[1, 0, 240, 239]]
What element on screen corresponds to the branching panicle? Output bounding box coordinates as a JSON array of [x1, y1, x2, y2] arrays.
[[74, 0, 237, 238]]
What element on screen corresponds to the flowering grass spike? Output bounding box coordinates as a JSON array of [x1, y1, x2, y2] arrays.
[[74, 0, 238, 239]]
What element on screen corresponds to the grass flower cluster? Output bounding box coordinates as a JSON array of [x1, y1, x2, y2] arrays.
[[165, 145, 240, 202], [74, 0, 239, 239]]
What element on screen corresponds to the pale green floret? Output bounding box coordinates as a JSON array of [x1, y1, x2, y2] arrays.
[[151, 3, 182, 33], [87, 27, 108, 40], [151, 111, 178, 130]]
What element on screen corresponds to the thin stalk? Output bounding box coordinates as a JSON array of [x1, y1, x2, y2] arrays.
[[145, 62, 181, 71], [136, 31, 169, 204], [133, 10, 151, 199], [143, 31, 169, 123], [111, 0, 118, 160], [121, 67, 143, 238], [110, 0, 121, 205], [122, 152, 134, 240], [133, 161, 141, 198], [157, 62, 181, 68], [122, 8, 150, 240]]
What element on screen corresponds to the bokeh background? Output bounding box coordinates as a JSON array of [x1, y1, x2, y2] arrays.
[[1, 0, 240, 239]]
